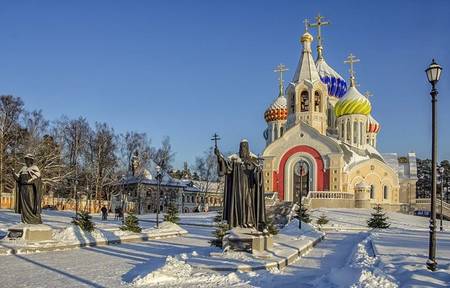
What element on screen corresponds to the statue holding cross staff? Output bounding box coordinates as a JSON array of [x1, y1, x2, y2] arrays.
[[213, 134, 266, 231]]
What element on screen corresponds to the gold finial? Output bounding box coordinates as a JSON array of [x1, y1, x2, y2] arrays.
[[274, 63, 288, 96], [344, 53, 360, 87], [308, 13, 330, 59]]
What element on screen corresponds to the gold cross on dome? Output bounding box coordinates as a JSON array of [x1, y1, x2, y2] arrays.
[[274, 63, 288, 96], [308, 13, 330, 48], [344, 53, 360, 80]]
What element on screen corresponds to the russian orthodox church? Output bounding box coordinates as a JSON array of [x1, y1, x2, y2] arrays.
[[262, 15, 417, 211]]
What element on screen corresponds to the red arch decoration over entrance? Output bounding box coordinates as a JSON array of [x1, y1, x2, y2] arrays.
[[275, 145, 327, 201]]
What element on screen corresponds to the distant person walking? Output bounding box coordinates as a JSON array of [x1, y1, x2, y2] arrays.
[[101, 205, 108, 221]]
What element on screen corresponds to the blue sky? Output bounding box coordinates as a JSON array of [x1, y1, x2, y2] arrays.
[[0, 0, 449, 168]]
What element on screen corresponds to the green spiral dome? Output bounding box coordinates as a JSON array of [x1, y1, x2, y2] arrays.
[[335, 86, 371, 117]]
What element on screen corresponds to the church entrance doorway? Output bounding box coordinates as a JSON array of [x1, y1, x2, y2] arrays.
[[293, 160, 309, 203]]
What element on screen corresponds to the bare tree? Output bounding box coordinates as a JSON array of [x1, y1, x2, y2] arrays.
[[193, 147, 218, 210], [120, 131, 152, 175], [86, 122, 118, 204], [0, 95, 24, 198], [57, 116, 91, 199], [151, 136, 175, 174]]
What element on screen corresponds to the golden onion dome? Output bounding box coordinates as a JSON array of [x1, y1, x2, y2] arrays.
[[264, 95, 288, 122], [335, 86, 371, 118], [301, 31, 313, 43]]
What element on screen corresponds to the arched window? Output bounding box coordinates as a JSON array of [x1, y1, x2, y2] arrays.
[[341, 121, 345, 138], [274, 124, 279, 139], [291, 93, 296, 113], [353, 121, 358, 144], [370, 185, 374, 199], [280, 126, 284, 137], [346, 120, 351, 141], [383, 186, 388, 199], [314, 91, 321, 112], [301, 91, 309, 112], [360, 122, 364, 146]]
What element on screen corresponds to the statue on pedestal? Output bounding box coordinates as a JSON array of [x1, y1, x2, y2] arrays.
[[11, 154, 43, 224], [214, 138, 266, 231]]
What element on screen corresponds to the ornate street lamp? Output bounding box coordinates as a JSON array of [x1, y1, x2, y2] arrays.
[[156, 165, 163, 229], [425, 59, 443, 271], [439, 166, 445, 232]]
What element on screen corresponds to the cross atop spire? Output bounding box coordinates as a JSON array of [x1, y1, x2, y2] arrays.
[[274, 63, 288, 96], [303, 19, 309, 32], [308, 13, 330, 59], [344, 53, 360, 87]]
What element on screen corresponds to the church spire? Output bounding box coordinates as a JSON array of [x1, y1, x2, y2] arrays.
[[308, 13, 330, 60], [292, 19, 321, 83], [344, 53, 360, 87], [274, 63, 288, 97]]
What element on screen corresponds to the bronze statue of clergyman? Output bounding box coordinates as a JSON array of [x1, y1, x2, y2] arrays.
[[10, 154, 43, 224], [214, 138, 266, 231]]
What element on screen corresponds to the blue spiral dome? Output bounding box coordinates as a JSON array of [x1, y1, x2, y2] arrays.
[[316, 58, 347, 98]]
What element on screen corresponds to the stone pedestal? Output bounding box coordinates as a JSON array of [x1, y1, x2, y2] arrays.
[[7, 224, 53, 242], [223, 227, 273, 254]]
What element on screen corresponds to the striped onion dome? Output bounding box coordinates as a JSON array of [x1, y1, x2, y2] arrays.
[[316, 58, 347, 98], [367, 115, 381, 133], [335, 86, 371, 117], [264, 95, 288, 122]]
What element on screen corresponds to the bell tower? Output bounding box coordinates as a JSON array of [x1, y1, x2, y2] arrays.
[[286, 20, 329, 135]]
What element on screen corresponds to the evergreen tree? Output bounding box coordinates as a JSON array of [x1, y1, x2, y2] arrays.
[[210, 209, 229, 247], [297, 204, 311, 224], [120, 212, 142, 233], [367, 205, 390, 229], [265, 216, 278, 235], [72, 211, 95, 232], [164, 203, 180, 224], [316, 213, 329, 226]]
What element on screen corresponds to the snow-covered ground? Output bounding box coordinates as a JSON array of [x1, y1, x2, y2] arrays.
[[0, 208, 449, 287]]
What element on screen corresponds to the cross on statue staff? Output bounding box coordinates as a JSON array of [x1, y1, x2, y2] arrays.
[[308, 13, 330, 48], [211, 133, 221, 149]]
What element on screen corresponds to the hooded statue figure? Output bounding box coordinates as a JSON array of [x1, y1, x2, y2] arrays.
[[12, 154, 43, 224], [215, 139, 266, 231]]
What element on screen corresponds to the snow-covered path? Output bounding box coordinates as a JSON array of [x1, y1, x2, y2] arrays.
[[246, 231, 368, 287], [0, 225, 216, 288]]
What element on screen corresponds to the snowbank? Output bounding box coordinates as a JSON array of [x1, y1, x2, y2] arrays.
[[279, 218, 316, 237], [132, 253, 245, 287], [350, 236, 398, 288]]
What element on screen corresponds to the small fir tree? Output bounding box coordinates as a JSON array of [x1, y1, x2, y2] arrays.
[[297, 204, 312, 224], [265, 216, 279, 235], [316, 214, 329, 226], [120, 212, 142, 233], [210, 209, 229, 247], [72, 211, 95, 232], [164, 203, 180, 224], [367, 205, 390, 229]]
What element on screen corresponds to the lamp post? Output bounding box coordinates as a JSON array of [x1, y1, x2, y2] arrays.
[[425, 59, 443, 271], [121, 175, 126, 224], [298, 160, 304, 229], [156, 165, 162, 229], [439, 166, 445, 232]]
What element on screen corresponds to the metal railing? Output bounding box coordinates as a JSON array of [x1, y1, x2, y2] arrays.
[[306, 191, 355, 200]]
